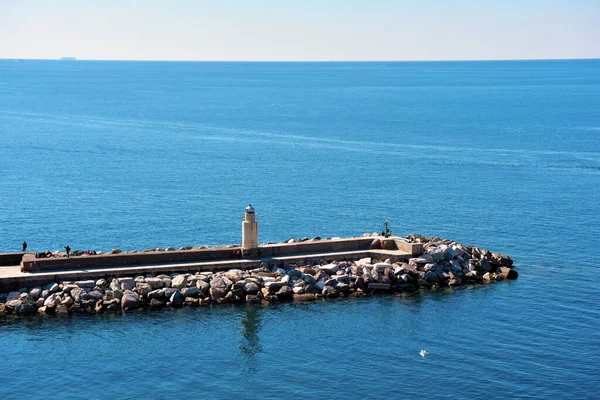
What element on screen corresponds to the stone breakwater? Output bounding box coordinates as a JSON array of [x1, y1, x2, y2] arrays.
[[0, 235, 517, 317]]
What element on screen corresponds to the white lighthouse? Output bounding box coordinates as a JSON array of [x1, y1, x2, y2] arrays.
[[242, 204, 258, 250]]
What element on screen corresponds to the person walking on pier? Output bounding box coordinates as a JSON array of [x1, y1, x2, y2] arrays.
[[22, 241, 27, 252], [64, 245, 71, 258]]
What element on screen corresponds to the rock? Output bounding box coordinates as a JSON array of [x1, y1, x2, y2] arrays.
[[44, 283, 59, 294], [497, 267, 518, 280], [171, 275, 187, 289], [15, 303, 35, 314], [315, 281, 325, 290], [35, 297, 45, 308], [210, 287, 226, 301], [121, 290, 140, 310], [96, 279, 107, 287], [293, 293, 317, 301], [243, 281, 260, 295], [135, 282, 152, 297], [113, 289, 124, 300], [71, 288, 88, 302], [6, 291, 21, 301], [118, 277, 135, 291], [196, 280, 210, 294], [87, 290, 104, 300], [145, 277, 164, 290], [150, 298, 165, 307], [29, 288, 42, 300], [210, 277, 228, 290], [5, 299, 22, 310], [302, 274, 316, 284], [110, 279, 120, 291], [170, 291, 183, 306], [184, 297, 199, 306], [0, 303, 5, 316], [44, 293, 59, 307], [322, 286, 338, 298], [180, 287, 199, 298], [37, 306, 48, 315], [265, 281, 286, 294], [75, 280, 95, 288], [224, 270, 243, 283], [110, 249, 122, 254], [276, 285, 293, 300], [61, 297, 74, 307], [319, 263, 339, 275], [443, 247, 457, 261]]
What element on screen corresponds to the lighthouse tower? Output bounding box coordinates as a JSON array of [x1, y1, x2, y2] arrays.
[[242, 204, 258, 250]]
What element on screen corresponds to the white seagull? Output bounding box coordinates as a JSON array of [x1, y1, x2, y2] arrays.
[[419, 350, 429, 357]]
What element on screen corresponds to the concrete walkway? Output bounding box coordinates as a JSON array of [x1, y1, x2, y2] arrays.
[[0, 248, 412, 292]]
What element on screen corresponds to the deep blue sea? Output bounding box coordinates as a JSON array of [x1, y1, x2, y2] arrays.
[[1, 59, 599, 399]]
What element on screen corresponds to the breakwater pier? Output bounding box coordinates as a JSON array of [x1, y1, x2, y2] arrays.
[[0, 207, 517, 316]]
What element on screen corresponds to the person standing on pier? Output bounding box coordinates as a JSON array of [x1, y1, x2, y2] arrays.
[[22, 241, 27, 252], [64, 245, 71, 258]]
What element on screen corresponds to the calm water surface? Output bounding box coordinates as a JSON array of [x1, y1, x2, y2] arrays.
[[1, 60, 599, 399]]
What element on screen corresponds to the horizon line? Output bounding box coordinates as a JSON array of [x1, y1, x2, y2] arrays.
[[2, 57, 599, 63]]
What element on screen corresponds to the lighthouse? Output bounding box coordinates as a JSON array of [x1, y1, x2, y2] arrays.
[[242, 204, 258, 251]]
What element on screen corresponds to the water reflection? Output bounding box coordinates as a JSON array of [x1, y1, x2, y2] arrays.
[[237, 304, 263, 375]]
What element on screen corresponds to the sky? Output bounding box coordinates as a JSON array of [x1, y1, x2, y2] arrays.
[[1, 0, 598, 61]]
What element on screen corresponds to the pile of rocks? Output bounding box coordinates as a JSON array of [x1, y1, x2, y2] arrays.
[[1, 236, 517, 317]]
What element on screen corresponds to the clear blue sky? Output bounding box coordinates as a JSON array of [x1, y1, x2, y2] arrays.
[[1, 0, 598, 61]]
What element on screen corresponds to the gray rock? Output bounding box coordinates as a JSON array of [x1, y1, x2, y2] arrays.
[[180, 287, 199, 298], [118, 277, 135, 291], [319, 264, 339, 275], [170, 291, 183, 306], [56, 304, 69, 315], [96, 279, 107, 287], [265, 281, 286, 294], [196, 280, 210, 294], [210, 277, 228, 290], [35, 297, 45, 308], [71, 288, 88, 302], [171, 275, 187, 289], [145, 277, 164, 290], [44, 283, 59, 294], [243, 281, 260, 295], [121, 290, 140, 310], [302, 274, 316, 284], [210, 287, 226, 301], [5, 299, 23, 310], [6, 291, 21, 301], [113, 289, 124, 300], [29, 288, 42, 300], [87, 290, 104, 300], [44, 293, 59, 307], [135, 282, 152, 297]]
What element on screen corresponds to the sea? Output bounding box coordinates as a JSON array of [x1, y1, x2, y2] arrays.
[[0, 59, 599, 399]]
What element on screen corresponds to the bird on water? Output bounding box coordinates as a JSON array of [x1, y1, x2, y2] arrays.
[[419, 350, 429, 357]]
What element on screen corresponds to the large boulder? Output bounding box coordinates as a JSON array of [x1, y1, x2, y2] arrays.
[[118, 277, 135, 291], [180, 287, 199, 298], [145, 278, 164, 290], [169, 291, 183, 306], [135, 282, 152, 297], [6, 291, 21, 301], [497, 267, 518, 280], [5, 299, 22, 310], [224, 270, 243, 283], [71, 287, 88, 302], [121, 290, 140, 311], [171, 275, 187, 289], [243, 281, 260, 295], [196, 280, 210, 294]]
